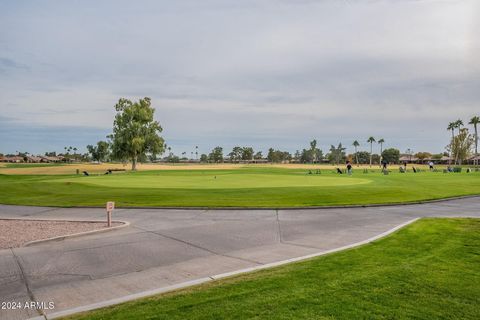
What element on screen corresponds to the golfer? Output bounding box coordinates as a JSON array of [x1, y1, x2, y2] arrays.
[[429, 161, 434, 171], [346, 161, 352, 175], [382, 160, 387, 171]]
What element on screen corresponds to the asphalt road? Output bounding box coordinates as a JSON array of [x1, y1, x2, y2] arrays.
[[1, 197, 479, 320]]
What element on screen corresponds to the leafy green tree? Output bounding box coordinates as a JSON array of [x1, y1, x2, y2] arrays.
[[414, 152, 432, 162], [469, 116, 479, 165], [355, 151, 371, 164], [228, 146, 243, 162], [447, 128, 474, 165], [253, 151, 263, 160], [200, 154, 208, 162], [328, 143, 346, 165], [382, 148, 400, 164], [208, 147, 223, 163], [109, 97, 164, 170], [241, 147, 254, 160], [267, 148, 292, 163], [86, 141, 110, 162], [367, 137, 375, 167]]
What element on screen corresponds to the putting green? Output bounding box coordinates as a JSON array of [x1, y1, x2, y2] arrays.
[[1, 167, 479, 207], [56, 172, 371, 189]]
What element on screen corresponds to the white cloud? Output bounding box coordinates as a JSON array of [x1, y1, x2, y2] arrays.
[[0, 0, 478, 154]]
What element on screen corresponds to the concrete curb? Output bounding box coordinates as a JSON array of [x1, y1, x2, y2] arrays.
[[3, 194, 479, 211], [37, 218, 419, 320], [23, 220, 129, 247], [0, 217, 129, 248]]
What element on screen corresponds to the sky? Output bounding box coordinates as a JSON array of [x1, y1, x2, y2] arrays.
[[0, 0, 479, 156]]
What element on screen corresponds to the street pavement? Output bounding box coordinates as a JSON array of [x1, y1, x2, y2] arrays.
[[0, 197, 479, 319]]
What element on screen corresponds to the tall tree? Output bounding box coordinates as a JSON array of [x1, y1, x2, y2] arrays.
[[195, 146, 199, 160], [469, 116, 479, 165], [241, 147, 254, 161], [228, 146, 243, 162], [447, 122, 456, 164], [309, 139, 318, 163], [109, 97, 165, 170], [378, 138, 384, 155], [367, 136, 375, 167], [86, 141, 110, 162], [352, 140, 360, 166], [453, 119, 464, 164], [328, 143, 346, 165], [208, 147, 223, 163], [448, 128, 474, 165], [382, 148, 400, 164]]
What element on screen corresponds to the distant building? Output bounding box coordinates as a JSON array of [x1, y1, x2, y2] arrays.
[[39, 156, 64, 163], [2, 156, 24, 163], [25, 156, 42, 163], [399, 155, 418, 163]]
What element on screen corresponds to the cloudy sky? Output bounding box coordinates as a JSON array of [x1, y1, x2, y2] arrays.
[[1, 0, 479, 156]]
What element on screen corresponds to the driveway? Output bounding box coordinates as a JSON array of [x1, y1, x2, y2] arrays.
[[1, 197, 479, 320]]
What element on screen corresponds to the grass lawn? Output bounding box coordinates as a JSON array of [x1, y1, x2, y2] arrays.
[[63, 218, 480, 320], [0, 167, 479, 207], [0, 167, 480, 208]]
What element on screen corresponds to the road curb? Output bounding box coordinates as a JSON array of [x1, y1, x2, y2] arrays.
[[0, 218, 130, 247], [23, 220, 129, 247], [2, 194, 479, 211], [38, 218, 419, 320]]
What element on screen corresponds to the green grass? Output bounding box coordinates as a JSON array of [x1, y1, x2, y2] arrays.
[[0, 167, 479, 207], [64, 218, 480, 320]]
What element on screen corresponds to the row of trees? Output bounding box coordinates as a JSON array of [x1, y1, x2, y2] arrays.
[[446, 116, 479, 165], [82, 97, 478, 170]]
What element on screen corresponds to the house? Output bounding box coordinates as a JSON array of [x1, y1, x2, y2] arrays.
[[39, 156, 64, 163], [3, 156, 24, 163], [467, 155, 480, 164], [399, 155, 418, 163], [25, 156, 42, 163]]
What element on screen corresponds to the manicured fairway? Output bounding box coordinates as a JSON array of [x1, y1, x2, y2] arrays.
[[63, 218, 480, 320], [0, 167, 479, 207]]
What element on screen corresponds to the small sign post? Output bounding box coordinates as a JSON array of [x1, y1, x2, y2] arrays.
[[106, 201, 115, 227]]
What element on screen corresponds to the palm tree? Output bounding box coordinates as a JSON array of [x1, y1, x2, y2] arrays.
[[352, 140, 360, 166], [378, 138, 385, 166], [453, 119, 464, 164], [455, 119, 464, 134], [447, 122, 456, 164], [195, 146, 199, 160], [367, 137, 375, 167], [469, 116, 480, 165]]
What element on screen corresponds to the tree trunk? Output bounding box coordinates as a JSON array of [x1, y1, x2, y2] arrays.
[[369, 143, 372, 167], [475, 125, 478, 166], [132, 155, 137, 171]]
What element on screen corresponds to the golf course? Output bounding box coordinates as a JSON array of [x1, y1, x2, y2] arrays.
[[0, 163, 479, 207]]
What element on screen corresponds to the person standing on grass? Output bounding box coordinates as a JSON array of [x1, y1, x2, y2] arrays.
[[346, 161, 352, 175], [429, 161, 434, 171], [382, 160, 387, 171]]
